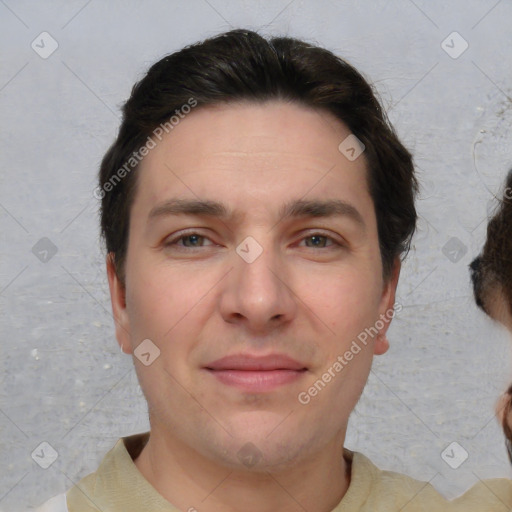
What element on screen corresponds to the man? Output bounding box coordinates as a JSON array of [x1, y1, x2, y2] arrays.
[[36, 29, 512, 511], [470, 169, 512, 463]]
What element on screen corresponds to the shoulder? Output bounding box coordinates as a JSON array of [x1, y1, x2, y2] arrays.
[[451, 478, 512, 510], [346, 451, 512, 511], [335, 450, 451, 512], [341, 450, 450, 511]]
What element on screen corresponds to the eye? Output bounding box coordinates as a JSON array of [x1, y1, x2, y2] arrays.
[[164, 231, 215, 249], [298, 232, 343, 249], [162, 230, 344, 252]]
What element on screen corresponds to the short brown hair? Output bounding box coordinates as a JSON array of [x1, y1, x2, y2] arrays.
[[98, 29, 417, 285]]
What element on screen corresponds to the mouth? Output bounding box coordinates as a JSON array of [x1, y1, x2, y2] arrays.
[[204, 353, 308, 392]]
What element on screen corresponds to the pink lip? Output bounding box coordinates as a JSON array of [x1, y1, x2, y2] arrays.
[[205, 353, 307, 371], [204, 353, 308, 392]]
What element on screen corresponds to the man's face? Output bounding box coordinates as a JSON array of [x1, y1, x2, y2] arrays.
[[108, 101, 398, 470]]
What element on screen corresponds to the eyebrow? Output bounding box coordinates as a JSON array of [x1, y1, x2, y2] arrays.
[[147, 198, 366, 229]]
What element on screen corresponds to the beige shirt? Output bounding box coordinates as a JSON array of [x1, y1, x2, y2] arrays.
[[36, 431, 512, 511]]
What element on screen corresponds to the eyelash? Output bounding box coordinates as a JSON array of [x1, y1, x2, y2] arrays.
[[163, 229, 344, 251]]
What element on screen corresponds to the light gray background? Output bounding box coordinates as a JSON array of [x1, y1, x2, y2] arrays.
[[1, 0, 512, 510]]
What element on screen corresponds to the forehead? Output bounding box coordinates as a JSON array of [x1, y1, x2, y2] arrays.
[[148, 101, 355, 170], [133, 100, 373, 222]]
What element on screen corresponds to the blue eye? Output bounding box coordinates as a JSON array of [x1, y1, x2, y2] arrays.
[[179, 234, 206, 247], [301, 234, 336, 248], [164, 231, 343, 251], [165, 232, 213, 248]]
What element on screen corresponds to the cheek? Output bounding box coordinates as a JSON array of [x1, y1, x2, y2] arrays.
[[125, 267, 204, 404], [303, 266, 383, 334], [125, 258, 221, 357]]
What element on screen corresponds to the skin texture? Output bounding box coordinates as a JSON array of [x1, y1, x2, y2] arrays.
[[107, 101, 400, 512]]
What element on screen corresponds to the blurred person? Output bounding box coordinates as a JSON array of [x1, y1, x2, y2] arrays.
[[470, 169, 512, 463]]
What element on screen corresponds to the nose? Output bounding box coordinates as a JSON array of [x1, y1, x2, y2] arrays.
[[469, 255, 485, 311], [219, 237, 297, 335]]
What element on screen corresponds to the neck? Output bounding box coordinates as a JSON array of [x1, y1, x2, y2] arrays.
[[134, 428, 351, 512]]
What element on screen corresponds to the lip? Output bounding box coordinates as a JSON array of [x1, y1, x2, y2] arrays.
[[204, 353, 308, 392], [205, 353, 307, 371]]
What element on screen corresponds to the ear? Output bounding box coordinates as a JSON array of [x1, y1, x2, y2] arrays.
[[106, 253, 133, 354], [374, 257, 401, 356]]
